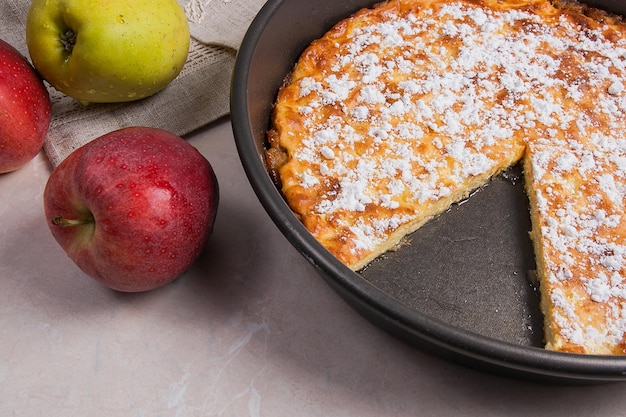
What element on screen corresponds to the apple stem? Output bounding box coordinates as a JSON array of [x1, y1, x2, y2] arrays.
[[60, 30, 77, 52], [51, 215, 92, 227]]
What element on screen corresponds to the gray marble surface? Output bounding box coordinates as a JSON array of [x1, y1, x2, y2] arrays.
[[2, 118, 626, 416]]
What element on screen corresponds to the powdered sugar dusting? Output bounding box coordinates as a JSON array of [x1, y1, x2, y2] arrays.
[[529, 138, 626, 352], [275, 0, 626, 352]]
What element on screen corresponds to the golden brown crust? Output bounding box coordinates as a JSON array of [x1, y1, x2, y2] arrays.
[[268, 0, 626, 354]]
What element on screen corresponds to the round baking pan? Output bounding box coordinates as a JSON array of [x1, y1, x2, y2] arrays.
[[231, 0, 626, 382]]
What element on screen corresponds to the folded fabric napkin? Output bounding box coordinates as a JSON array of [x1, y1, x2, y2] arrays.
[[0, 0, 267, 167]]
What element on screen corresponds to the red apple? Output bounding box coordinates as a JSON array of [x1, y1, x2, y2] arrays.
[[0, 38, 51, 174], [43, 127, 219, 292]]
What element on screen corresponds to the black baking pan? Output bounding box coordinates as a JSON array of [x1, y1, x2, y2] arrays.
[[230, 0, 626, 382]]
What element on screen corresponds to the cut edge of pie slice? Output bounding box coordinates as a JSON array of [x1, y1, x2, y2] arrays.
[[524, 139, 626, 354]]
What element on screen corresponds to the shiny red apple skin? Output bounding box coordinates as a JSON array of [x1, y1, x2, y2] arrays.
[[0, 38, 51, 174], [43, 127, 219, 292]]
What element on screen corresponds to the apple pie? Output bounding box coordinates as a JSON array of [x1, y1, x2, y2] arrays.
[[266, 0, 626, 354]]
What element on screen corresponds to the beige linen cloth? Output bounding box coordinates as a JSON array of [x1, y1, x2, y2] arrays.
[[0, 0, 267, 167]]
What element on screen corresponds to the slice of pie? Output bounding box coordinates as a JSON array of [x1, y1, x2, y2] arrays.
[[267, 0, 626, 354]]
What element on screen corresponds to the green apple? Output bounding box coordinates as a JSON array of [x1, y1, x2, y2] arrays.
[[25, 0, 190, 104]]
